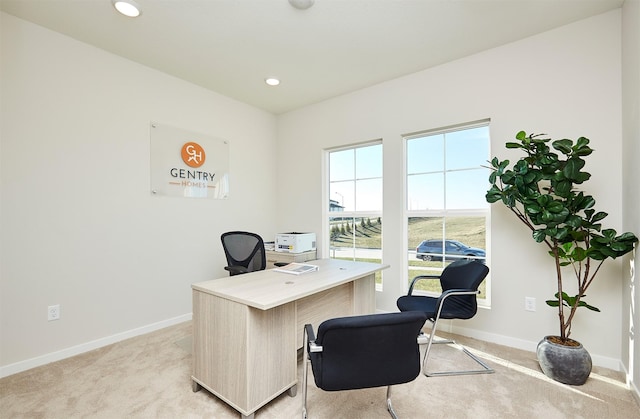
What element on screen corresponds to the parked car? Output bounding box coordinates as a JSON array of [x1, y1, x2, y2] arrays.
[[415, 239, 485, 262]]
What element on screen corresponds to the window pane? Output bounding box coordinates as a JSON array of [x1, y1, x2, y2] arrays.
[[408, 217, 445, 292], [445, 127, 489, 170], [330, 180, 354, 212], [444, 216, 486, 258], [446, 168, 489, 210], [408, 216, 486, 294], [355, 178, 382, 211], [407, 173, 444, 210], [329, 149, 354, 182], [356, 144, 382, 178], [407, 134, 444, 174], [329, 216, 383, 285]]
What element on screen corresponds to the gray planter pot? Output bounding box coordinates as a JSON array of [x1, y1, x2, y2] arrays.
[[536, 336, 592, 385]]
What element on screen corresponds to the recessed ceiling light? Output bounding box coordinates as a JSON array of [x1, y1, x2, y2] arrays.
[[265, 78, 280, 86], [112, 0, 142, 18], [289, 0, 315, 10]]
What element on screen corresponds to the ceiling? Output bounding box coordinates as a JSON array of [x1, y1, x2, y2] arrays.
[[1, 0, 624, 114]]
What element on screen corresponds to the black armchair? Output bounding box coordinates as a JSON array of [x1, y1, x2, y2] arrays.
[[220, 231, 266, 276], [396, 259, 493, 377], [302, 311, 428, 419]]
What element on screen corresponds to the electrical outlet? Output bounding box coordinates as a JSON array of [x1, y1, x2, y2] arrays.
[[525, 297, 536, 312], [48, 304, 60, 321]]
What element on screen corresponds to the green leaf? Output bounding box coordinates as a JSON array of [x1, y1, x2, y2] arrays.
[[610, 242, 629, 252], [573, 137, 593, 156], [552, 139, 573, 154], [502, 171, 515, 184], [516, 131, 527, 141], [591, 211, 607, 222], [541, 210, 554, 223], [546, 200, 564, 213], [577, 300, 600, 312], [573, 172, 590, 183], [563, 157, 586, 180], [502, 194, 515, 207], [618, 232, 638, 241], [523, 171, 538, 184], [565, 215, 583, 228], [488, 171, 497, 184], [571, 246, 587, 262], [525, 204, 542, 214], [554, 180, 572, 197], [582, 196, 596, 210], [532, 230, 546, 242], [575, 136, 590, 149]]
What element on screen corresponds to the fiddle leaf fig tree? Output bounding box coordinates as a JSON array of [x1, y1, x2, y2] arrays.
[[486, 131, 637, 344]]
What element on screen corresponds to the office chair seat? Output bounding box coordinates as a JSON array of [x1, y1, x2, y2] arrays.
[[397, 292, 479, 320]]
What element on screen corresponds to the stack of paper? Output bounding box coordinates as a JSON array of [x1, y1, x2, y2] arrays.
[[273, 263, 319, 275]]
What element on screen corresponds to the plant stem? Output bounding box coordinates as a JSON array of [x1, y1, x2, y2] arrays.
[[552, 242, 566, 340]]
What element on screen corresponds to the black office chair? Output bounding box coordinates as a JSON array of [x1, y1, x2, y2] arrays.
[[220, 231, 266, 276], [396, 259, 493, 377], [302, 311, 428, 419]]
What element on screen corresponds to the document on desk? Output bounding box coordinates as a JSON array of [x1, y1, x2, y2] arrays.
[[273, 262, 319, 275]]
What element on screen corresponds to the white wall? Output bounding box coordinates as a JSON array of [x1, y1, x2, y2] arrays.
[[0, 12, 278, 375], [276, 10, 626, 369], [621, 0, 640, 399]]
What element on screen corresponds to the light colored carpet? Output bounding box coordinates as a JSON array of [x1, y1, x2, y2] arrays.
[[1, 321, 639, 418]]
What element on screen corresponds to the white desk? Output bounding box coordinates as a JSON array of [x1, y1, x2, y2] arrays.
[[191, 258, 388, 418]]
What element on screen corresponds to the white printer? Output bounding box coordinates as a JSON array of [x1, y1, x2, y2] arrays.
[[275, 232, 316, 253]]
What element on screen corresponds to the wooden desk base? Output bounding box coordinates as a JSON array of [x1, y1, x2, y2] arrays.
[[191, 270, 375, 418]]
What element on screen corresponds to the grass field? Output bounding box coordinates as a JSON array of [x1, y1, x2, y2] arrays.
[[330, 216, 487, 294]]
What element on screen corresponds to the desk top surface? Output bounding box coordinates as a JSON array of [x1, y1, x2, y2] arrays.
[[192, 258, 388, 310]]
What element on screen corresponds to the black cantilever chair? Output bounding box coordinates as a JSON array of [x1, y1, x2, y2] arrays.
[[397, 259, 493, 377], [220, 231, 266, 276], [302, 311, 428, 419]]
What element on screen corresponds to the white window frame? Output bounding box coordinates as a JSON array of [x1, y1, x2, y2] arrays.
[[323, 140, 383, 289], [403, 120, 491, 306]]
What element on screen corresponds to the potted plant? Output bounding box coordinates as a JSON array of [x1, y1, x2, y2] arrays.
[[486, 131, 637, 385]]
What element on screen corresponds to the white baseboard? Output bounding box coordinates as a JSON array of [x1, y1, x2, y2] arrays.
[[0, 313, 192, 379], [448, 323, 622, 371], [373, 311, 624, 371], [619, 361, 640, 405]]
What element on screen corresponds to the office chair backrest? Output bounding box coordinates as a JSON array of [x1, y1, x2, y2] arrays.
[[220, 231, 266, 275], [310, 311, 427, 391], [438, 259, 489, 319]]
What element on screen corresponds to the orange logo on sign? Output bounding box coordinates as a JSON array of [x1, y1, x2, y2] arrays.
[[181, 142, 206, 168]]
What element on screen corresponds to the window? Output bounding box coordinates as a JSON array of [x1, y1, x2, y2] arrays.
[[327, 142, 383, 286], [405, 122, 490, 302]]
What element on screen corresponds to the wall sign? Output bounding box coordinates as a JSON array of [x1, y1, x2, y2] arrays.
[[150, 122, 229, 199]]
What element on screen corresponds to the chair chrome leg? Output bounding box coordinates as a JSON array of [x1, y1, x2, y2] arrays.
[[302, 362, 309, 419], [420, 323, 494, 377], [302, 328, 310, 419], [386, 385, 398, 419]]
